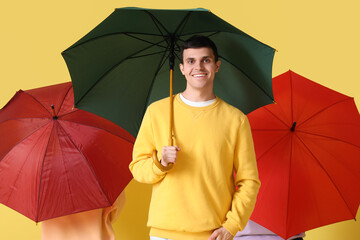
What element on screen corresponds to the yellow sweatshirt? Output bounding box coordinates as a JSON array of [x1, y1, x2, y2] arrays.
[[129, 94, 260, 240]]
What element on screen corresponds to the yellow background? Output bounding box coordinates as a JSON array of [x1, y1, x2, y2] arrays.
[[1, 0, 359, 239]]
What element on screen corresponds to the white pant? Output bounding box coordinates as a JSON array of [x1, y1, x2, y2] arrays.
[[150, 237, 171, 240]]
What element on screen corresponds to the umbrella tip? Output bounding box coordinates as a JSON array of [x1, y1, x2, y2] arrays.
[[290, 122, 297, 132], [51, 104, 58, 119]]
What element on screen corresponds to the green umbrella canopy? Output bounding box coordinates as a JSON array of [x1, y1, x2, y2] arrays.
[[62, 7, 275, 137]]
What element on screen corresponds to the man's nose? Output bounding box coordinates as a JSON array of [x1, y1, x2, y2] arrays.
[[194, 61, 204, 70]]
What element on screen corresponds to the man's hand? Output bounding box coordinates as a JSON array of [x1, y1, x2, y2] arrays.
[[161, 146, 180, 167], [208, 227, 233, 240]]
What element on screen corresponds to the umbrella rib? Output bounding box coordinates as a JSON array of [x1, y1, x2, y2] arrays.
[[0, 119, 51, 163], [3, 122, 52, 215], [55, 121, 112, 206], [296, 130, 360, 150], [58, 116, 135, 144], [74, 39, 167, 105], [286, 132, 294, 236], [143, 10, 170, 36], [297, 98, 353, 128], [62, 32, 167, 53], [35, 122, 69, 222], [290, 71, 294, 123], [173, 12, 192, 36], [123, 33, 167, 49], [57, 84, 73, 115], [126, 50, 168, 60], [0, 117, 50, 125], [252, 128, 289, 132], [23, 91, 52, 116], [256, 132, 291, 162], [263, 107, 291, 128], [142, 10, 178, 59], [142, 49, 169, 112], [294, 133, 357, 219], [220, 56, 274, 102]]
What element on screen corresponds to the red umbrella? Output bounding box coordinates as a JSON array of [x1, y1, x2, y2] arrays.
[[0, 82, 135, 222], [248, 70, 360, 239]]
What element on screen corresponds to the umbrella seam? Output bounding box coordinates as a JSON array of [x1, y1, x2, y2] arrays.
[[252, 129, 290, 132], [296, 130, 360, 149], [58, 117, 135, 144], [2, 122, 52, 216], [143, 47, 170, 112], [72, 38, 168, 106], [0, 119, 51, 164], [263, 107, 291, 129], [0, 91, 27, 111], [35, 122, 64, 223], [290, 71, 294, 123], [62, 32, 167, 53], [0, 117, 51, 125], [55, 121, 80, 213], [256, 132, 291, 162], [143, 10, 169, 37], [55, 120, 112, 206], [220, 56, 274, 102], [174, 12, 193, 36], [296, 98, 354, 128], [294, 133, 357, 219], [126, 50, 168, 60], [285, 133, 294, 237], [57, 84, 73, 116], [22, 92, 53, 117], [123, 33, 168, 49]]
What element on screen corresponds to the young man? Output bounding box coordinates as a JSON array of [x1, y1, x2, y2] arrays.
[[129, 35, 260, 240]]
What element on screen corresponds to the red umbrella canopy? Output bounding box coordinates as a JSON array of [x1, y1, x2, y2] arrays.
[[248, 70, 360, 239], [0, 82, 135, 222]]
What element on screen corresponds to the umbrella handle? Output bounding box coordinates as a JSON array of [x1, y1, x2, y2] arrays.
[[152, 149, 173, 171]]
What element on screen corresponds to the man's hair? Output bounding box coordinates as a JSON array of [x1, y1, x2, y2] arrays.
[[180, 35, 219, 63]]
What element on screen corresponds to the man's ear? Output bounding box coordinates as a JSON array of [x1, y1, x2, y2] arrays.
[[216, 60, 221, 72], [179, 63, 185, 75]]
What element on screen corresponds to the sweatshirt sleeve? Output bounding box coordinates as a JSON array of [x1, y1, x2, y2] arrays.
[[129, 106, 169, 184], [222, 115, 261, 236]]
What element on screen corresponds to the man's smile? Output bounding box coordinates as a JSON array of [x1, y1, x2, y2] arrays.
[[192, 73, 207, 77]]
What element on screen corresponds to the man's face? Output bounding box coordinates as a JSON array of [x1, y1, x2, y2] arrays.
[[180, 47, 221, 93]]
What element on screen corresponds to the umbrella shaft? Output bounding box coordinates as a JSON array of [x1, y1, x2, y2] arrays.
[[169, 69, 174, 146], [169, 35, 175, 70]]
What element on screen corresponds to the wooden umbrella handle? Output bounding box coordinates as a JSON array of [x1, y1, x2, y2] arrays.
[[152, 149, 173, 171]]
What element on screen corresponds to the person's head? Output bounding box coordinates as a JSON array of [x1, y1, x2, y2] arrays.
[[180, 35, 219, 64], [179, 35, 221, 98]]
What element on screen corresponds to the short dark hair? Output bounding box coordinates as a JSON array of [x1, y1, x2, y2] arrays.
[[180, 35, 219, 63]]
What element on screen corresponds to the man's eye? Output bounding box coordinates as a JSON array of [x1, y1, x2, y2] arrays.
[[204, 59, 210, 63], [188, 60, 194, 64]]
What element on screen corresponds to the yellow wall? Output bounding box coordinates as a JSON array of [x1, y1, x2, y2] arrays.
[[0, 0, 359, 239]]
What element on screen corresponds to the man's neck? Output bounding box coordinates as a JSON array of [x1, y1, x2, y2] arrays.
[[181, 89, 215, 102]]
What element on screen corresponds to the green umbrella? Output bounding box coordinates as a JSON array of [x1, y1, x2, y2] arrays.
[[62, 7, 275, 143]]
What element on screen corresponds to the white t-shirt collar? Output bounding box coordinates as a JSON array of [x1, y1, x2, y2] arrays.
[[179, 93, 216, 107]]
